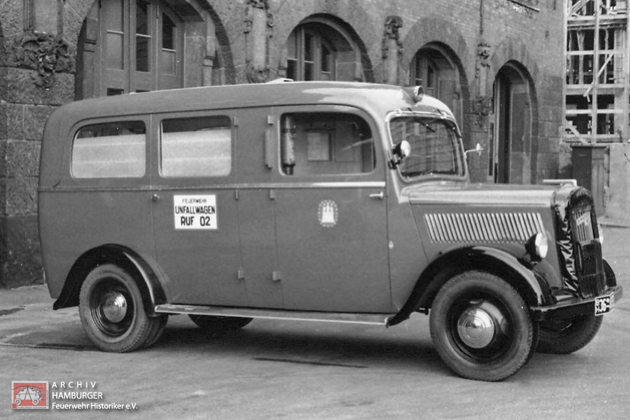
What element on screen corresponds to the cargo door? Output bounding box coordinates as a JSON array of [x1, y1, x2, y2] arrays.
[[272, 108, 391, 312], [151, 112, 247, 305]]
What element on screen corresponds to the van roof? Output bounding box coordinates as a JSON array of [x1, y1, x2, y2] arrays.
[[47, 81, 454, 124], [39, 81, 455, 187]]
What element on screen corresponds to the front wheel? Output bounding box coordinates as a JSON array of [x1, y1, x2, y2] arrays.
[[537, 314, 603, 354], [79, 263, 160, 352], [430, 271, 538, 382]]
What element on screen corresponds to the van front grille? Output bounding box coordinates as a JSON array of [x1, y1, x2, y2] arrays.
[[565, 190, 606, 298]]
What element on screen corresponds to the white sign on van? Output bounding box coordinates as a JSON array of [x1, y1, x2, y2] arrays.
[[174, 195, 217, 230]]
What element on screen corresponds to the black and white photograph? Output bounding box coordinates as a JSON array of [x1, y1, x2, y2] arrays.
[[1, 1, 629, 419]]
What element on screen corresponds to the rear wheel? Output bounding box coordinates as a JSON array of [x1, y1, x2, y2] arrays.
[[189, 315, 252, 335], [537, 314, 603, 354], [79, 263, 159, 352], [430, 271, 538, 381]]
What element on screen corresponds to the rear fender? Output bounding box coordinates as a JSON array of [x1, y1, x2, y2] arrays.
[[53, 245, 166, 316]]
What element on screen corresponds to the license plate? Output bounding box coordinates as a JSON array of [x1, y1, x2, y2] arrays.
[[594, 294, 614, 316]]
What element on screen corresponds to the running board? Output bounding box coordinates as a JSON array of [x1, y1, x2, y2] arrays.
[[154, 304, 393, 326]]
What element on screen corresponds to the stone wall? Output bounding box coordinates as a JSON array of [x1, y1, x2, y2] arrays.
[[606, 144, 630, 222], [0, 0, 566, 288]]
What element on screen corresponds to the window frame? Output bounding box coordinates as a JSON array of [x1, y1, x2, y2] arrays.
[[98, 0, 184, 96], [70, 118, 149, 180], [158, 113, 236, 179], [276, 107, 380, 178], [287, 26, 337, 81], [411, 54, 438, 97]]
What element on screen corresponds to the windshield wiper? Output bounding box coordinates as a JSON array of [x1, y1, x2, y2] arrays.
[[402, 108, 436, 133]]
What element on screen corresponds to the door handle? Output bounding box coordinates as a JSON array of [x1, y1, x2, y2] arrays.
[[369, 191, 385, 200], [152, 194, 160, 202]]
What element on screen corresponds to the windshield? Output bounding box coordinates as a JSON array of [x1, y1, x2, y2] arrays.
[[389, 116, 465, 179]]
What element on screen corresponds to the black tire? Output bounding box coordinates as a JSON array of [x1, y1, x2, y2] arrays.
[[537, 314, 603, 354], [189, 315, 252, 335], [430, 271, 538, 382], [79, 263, 159, 352], [143, 314, 168, 349]]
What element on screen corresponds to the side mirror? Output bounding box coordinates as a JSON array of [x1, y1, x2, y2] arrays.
[[464, 143, 484, 157], [390, 140, 411, 168]]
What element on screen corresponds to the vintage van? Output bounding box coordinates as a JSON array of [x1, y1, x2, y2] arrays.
[[39, 81, 622, 381]]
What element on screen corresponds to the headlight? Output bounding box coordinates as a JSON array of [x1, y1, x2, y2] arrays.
[[526, 232, 549, 260], [598, 224, 604, 245]]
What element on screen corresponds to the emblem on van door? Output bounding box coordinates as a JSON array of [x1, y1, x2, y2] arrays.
[[173, 195, 217, 230], [318, 200, 338, 228]]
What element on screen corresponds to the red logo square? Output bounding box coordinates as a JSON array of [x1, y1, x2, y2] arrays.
[[12, 381, 49, 410]]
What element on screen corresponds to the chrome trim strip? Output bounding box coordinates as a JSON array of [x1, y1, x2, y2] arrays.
[[155, 304, 393, 326], [39, 181, 387, 193]]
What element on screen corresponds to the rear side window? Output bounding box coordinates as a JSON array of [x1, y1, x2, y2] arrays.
[[72, 121, 146, 178], [161, 115, 232, 177]]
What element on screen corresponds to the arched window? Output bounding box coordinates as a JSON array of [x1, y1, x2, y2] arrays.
[[411, 55, 437, 96], [286, 19, 363, 82], [410, 45, 462, 125], [93, 0, 184, 96], [287, 26, 335, 81]]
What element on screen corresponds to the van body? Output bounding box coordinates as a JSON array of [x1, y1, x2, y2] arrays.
[[39, 81, 622, 381]]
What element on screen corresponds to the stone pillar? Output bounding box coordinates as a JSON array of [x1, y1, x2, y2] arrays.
[[202, 17, 218, 86], [382, 16, 403, 85], [468, 41, 493, 183], [0, 0, 74, 288], [244, 0, 273, 83]]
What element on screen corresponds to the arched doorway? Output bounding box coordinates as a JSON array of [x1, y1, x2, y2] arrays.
[[490, 64, 532, 184], [75, 0, 231, 99], [77, 0, 185, 97], [409, 43, 463, 126]]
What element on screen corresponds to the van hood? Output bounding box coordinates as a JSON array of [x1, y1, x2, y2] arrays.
[[402, 182, 559, 208]]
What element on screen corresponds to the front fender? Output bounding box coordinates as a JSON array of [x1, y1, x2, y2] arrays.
[[387, 246, 556, 327]]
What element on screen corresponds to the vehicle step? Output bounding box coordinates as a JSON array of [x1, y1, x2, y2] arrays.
[[154, 304, 393, 326]]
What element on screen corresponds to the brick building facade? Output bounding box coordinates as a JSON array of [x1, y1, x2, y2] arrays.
[[0, 0, 565, 288]]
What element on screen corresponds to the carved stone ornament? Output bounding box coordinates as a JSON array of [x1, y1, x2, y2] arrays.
[[477, 42, 491, 68], [382, 16, 403, 60], [384, 16, 403, 40], [246, 61, 270, 84], [473, 96, 493, 128], [248, 0, 269, 9], [11, 31, 74, 89]]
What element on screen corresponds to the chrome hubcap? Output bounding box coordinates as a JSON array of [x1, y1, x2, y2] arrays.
[[101, 292, 128, 323], [457, 303, 499, 349]]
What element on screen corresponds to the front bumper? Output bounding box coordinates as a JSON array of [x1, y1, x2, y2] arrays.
[[530, 286, 623, 321]]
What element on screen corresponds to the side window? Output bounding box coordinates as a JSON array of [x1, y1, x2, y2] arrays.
[[280, 113, 375, 176], [72, 121, 146, 178], [161, 116, 232, 177]]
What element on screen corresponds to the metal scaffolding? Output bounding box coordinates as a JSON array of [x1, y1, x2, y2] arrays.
[[565, 0, 630, 143]]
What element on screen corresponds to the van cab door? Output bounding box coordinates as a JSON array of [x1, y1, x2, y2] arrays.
[[151, 112, 247, 306], [272, 108, 391, 312]]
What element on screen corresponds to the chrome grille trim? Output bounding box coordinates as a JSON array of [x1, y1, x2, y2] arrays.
[[572, 209, 595, 242], [425, 212, 545, 244]]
